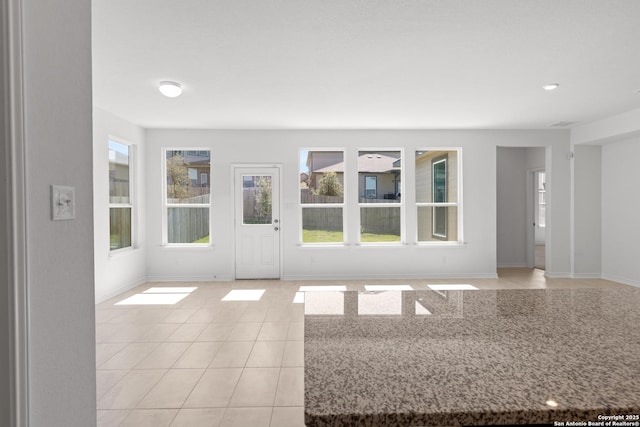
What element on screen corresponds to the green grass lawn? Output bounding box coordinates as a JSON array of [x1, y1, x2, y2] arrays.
[[302, 229, 400, 243], [303, 229, 343, 243], [192, 235, 210, 244], [360, 232, 401, 242]]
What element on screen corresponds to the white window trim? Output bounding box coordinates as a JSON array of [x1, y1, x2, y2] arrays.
[[108, 137, 136, 253], [299, 148, 347, 246], [415, 147, 463, 245], [357, 148, 404, 245], [162, 147, 211, 246]]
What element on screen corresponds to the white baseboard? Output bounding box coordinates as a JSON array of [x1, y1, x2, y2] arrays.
[[282, 272, 498, 280], [95, 276, 147, 304], [602, 273, 640, 288], [146, 275, 233, 282], [572, 273, 602, 279], [544, 271, 572, 278]]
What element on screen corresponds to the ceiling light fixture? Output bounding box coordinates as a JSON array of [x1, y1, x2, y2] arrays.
[[159, 81, 182, 97], [542, 83, 559, 91]]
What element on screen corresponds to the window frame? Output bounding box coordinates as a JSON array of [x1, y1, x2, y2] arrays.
[[299, 148, 346, 246], [108, 137, 135, 253], [415, 148, 463, 245], [162, 147, 212, 247], [357, 148, 404, 245]]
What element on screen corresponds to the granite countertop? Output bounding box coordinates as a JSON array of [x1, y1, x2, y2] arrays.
[[304, 287, 640, 426]]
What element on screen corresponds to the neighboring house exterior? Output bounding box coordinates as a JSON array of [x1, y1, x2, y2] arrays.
[[415, 150, 458, 241], [306, 151, 401, 201], [167, 150, 211, 189]]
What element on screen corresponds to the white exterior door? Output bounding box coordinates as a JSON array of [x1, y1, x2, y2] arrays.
[[234, 167, 280, 279]]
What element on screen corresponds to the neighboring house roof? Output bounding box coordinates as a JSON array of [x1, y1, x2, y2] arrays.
[[167, 152, 210, 166], [313, 153, 401, 174]]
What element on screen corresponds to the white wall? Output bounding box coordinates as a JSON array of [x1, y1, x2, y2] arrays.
[[572, 145, 602, 277], [22, 0, 96, 425], [601, 138, 640, 286], [144, 129, 570, 280], [496, 147, 527, 267], [93, 108, 147, 302], [525, 147, 545, 170]]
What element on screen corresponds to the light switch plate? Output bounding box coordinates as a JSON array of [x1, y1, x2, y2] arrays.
[[51, 185, 75, 220]]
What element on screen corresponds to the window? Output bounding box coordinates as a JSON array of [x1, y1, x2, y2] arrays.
[[358, 150, 402, 243], [415, 149, 461, 242], [300, 149, 345, 244], [109, 140, 133, 251], [164, 149, 211, 244]]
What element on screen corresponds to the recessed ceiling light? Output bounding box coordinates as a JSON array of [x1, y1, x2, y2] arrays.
[[159, 81, 182, 97], [542, 83, 559, 91]]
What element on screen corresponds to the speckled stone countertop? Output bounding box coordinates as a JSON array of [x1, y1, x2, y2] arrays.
[[304, 288, 640, 426]]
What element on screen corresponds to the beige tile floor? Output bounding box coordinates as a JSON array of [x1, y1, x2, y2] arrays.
[[95, 268, 630, 427]]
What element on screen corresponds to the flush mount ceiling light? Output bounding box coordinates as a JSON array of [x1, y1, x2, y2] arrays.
[[542, 83, 559, 91], [159, 81, 182, 97]]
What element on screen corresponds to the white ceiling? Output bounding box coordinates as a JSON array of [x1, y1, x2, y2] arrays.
[[92, 0, 640, 130]]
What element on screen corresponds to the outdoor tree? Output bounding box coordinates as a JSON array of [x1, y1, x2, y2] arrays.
[[166, 154, 190, 200], [254, 176, 273, 223], [313, 171, 343, 197]]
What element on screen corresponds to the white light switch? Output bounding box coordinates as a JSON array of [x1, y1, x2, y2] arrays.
[[51, 185, 75, 220]]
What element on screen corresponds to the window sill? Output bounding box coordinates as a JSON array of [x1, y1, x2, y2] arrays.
[[415, 241, 466, 247], [109, 246, 139, 258], [356, 242, 407, 247], [161, 244, 215, 249], [298, 243, 349, 248]]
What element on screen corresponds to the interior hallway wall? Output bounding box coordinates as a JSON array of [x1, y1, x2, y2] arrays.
[[496, 147, 528, 267], [573, 145, 602, 277], [22, 0, 96, 425], [601, 138, 640, 286]]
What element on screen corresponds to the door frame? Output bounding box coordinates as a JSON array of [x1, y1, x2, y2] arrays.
[[2, 0, 30, 424], [231, 163, 283, 280]]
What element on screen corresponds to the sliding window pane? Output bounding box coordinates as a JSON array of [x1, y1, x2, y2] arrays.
[[302, 208, 343, 243], [167, 207, 210, 244], [301, 150, 344, 204], [360, 207, 400, 242], [417, 206, 458, 242], [166, 150, 211, 204], [109, 141, 130, 204], [110, 207, 131, 250]]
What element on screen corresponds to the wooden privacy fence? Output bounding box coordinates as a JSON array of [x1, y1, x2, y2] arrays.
[[167, 194, 210, 204], [302, 206, 400, 235], [243, 188, 272, 223], [167, 207, 209, 243], [360, 207, 400, 235], [302, 208, 343, 231]]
